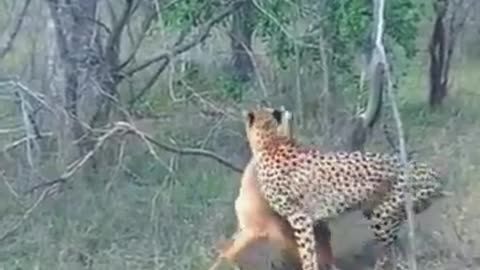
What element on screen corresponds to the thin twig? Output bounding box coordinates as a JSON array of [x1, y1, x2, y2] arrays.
[[24, 122, 243, 195], [0, 171, 23, 207], [374, 0, 417, 269], [117, 5, 158, 70], [0, 127, 24, 134], [3, 132, 53, 152], [17, 90, 36, 169], [251, 0, 318, 50], [124, 0, 246, 77], [23, 125, 124, 195], [0, 0, 32, 59], [115, 121, 243, 173]]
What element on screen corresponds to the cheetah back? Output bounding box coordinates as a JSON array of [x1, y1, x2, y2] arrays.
[[256, 145, 402, 221]]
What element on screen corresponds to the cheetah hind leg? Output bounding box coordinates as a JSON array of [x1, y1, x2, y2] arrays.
[[367, 198, 406, 270], [286, 212, 320, 270]]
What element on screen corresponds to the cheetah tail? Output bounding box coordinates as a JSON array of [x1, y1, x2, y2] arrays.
[[439, 190, 454, 197]]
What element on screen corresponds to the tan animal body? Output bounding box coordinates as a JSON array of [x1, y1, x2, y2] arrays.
[[209, 107, 335, 270]]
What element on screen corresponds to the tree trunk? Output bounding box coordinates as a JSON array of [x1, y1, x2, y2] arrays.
[[47, 1, 122, 137], [349, 62, 385, 152], [47, 0, 99, 157], [428, 0, 448, 107], [47, 0, 121, 176], [230, 0, 255, 82]]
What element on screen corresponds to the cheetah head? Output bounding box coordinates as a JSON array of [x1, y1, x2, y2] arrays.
[[243, 106, 292, 154]]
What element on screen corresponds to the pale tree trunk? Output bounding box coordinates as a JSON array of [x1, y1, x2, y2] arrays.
[[46, 0, 122, 179], [46, 0, 123, 144], [44, 5, 68, 170], [47, 0, 98, 158]]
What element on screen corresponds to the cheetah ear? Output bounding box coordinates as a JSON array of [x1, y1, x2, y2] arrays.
[[283, 109, 292, 121], [279, 106, 292, 120], [242, 110, 255, 127], [272, 109, 282, 123]]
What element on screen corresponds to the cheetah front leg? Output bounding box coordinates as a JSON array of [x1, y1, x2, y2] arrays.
[[286, 212, 320, 270], [259, 177, 321, 270]]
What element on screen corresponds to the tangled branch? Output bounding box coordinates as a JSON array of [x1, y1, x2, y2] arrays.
[[124, 0, 246, 106], [24, 121, 243, 195], [125, 0, 246, 77]]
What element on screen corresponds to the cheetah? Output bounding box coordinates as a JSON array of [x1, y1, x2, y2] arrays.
[[243, 107, 445, 270], [209, 107, 336, 270]]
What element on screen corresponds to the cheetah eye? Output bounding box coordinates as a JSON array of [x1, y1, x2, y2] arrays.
[[272, 109, 282, 123]]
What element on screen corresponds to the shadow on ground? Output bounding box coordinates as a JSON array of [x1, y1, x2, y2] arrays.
[[227, 198, 479, 270]]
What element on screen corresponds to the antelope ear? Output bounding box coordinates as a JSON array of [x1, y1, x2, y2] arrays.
[[242, 110, 255, 127], [272, 109, 282, 123]]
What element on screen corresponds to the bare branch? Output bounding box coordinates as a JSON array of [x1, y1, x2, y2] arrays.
[[123, 0, 246, 77], [105, 0, 135, 65], [374, 0, 416, 269], [3, 133, 54, 153], [17, 90, 37, 168], [0, 0, 31, 59], [117, 3, 159, 69], [1, 172, 22, 205], [115, 121, 243, 173], [23, 125, 125, 195], [23, 121, 243, 195], [128, 59, 169, 107], [124, 0, 246, 105]]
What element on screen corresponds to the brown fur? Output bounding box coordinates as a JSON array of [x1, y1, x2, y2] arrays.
[[209, 108, 335, 270]]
